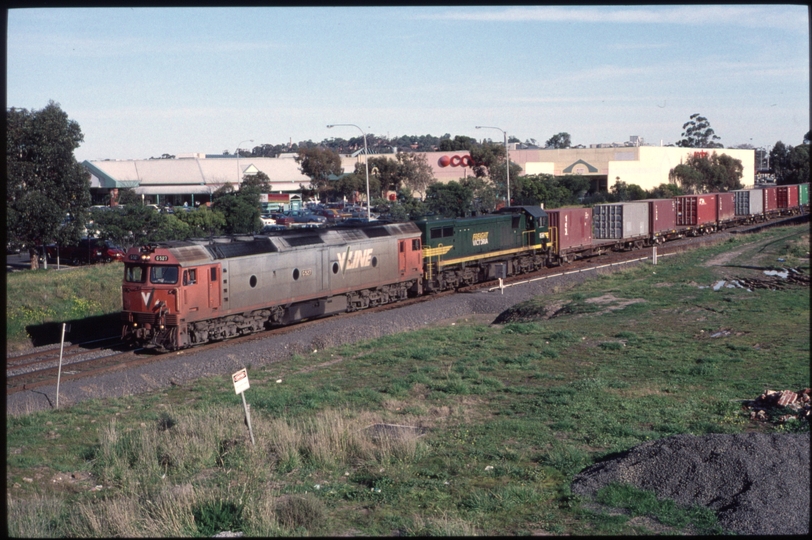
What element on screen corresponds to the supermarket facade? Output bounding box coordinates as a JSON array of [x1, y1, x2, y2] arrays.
[[83, 145, 755, 208]]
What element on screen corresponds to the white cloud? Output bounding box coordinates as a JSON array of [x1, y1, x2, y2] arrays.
[[424, 6, 807, 32]]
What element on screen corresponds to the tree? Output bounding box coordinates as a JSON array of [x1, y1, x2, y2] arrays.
[[770, 138, 810, 185], [369, 156, 401, 197], [396, 153, 435, 198], [333, 163, 381, 203], [647, 183, 684, 199], [461, 177, 498, 214], [469, 141, 505, 179], [87, 205, 181, 249], [438, 135, 476, 151], [545, 132, 571, 149], [386, 187, 428, 222], [173, 207, 227, 238], [676, 113, 723, 148], [7, 101, 91, 268], [211, 183, 262, 235], [295, 147, 343, 200], [610, 181, 647, 201], [512, 174, 581, 208], [668, 151, 743, 193], [424, 181, 474, 218]]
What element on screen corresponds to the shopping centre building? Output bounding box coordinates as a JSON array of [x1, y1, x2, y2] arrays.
[[83, 143, 755, 208]]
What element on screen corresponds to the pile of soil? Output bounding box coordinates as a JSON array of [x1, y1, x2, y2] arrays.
[[571, 432, 809, 535]]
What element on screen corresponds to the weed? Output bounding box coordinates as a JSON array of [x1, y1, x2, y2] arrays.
[[192, 500, 244, 536]]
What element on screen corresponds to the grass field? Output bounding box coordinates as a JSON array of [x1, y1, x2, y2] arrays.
[[6, 225, 810, 536], [6, 263, 124, 352]]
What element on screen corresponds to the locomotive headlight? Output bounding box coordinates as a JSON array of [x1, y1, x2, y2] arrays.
[[140, 254, 150, 261], [159, 324, 165, 330], [133, 323, 138, 328]]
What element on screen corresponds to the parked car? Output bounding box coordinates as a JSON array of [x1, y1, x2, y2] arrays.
[[45, 238, 125, 265], [293, 212, 327, 224], [318, 209, 343, 223], [270, 213, 295, 227], [260, 214, 277, 227]]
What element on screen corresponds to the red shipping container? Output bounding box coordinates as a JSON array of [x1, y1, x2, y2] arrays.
[[715, 192, 735, 222], [675, 194, 717, 226], [639, 199, 677, 235], [762, 186, 778, 211], [546, 208, 592, 253], [776, 185, 799, 209]]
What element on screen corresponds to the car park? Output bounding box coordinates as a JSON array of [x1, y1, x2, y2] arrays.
[[293, 212, 327, 224], [271, 213, 296, 227], [45, 238, 125, 265], [318, 209, 343, 223]]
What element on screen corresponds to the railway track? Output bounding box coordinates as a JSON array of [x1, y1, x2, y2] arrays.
[[8, 216, 804, 398]]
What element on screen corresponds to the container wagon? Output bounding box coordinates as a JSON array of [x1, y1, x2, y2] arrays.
[[675, 194, 717, 233], [639, 199, 678, 242], [592, 202, 650, 247], [546, 208, 593, 263]]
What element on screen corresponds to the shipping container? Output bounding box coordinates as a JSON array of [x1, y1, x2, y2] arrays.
[[715, 192, 735, 222], [592, 202, 649, 240], [776, 185, 799, 209], [734, 189, 763, 216], [638, 199, 677, 236], [675, 194, 717, 226], [799, 184, 809, 206], [761, 186, 778, 212], [546, 208, 592, 253]]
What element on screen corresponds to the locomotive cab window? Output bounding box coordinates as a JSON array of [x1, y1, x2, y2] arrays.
[[412, 239, 421, 250], [430, 226, 454, 239], [183, 269, 197, 286], [150, 266, 178, 284], [512, 216, 521, 229], [124, 264, 147, 283]]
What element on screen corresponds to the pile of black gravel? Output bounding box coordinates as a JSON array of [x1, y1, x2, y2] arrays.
[[571, 432, 810, 535]]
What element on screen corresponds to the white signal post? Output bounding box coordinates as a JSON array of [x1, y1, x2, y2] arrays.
[[232, 368, 255, 445]]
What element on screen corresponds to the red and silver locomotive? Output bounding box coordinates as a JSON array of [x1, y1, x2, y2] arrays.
[[121, 223, 423, 351]]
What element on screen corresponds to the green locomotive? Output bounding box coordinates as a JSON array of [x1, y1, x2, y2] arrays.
[[415, 206, 549, 292]]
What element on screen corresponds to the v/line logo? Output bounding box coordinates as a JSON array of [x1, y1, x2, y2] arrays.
[[337, 248, 374, 271]]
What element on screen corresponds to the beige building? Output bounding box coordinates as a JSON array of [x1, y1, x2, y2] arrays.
[[425, 146, 756, 191]]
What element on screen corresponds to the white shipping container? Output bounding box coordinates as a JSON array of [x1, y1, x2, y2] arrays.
[[592, 202, 650, 239]]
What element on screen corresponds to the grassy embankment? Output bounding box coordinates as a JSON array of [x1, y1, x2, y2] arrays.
[[6, 225, 810, 536], [6, 263, 123, 353]]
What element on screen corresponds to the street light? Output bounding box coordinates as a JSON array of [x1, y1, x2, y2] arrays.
[[327, 124, 371, 220], [476, 125, 510, 205], [236, 139, 253, 184]]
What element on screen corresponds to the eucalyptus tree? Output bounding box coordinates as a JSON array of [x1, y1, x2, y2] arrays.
[[7, 101, 91, 268]]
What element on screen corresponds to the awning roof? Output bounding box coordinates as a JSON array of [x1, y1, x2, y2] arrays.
[[134, 185, 220, 195]]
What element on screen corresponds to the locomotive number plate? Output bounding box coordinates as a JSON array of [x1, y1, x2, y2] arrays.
[[302, 268, 313, 277], [154, 255, 169, 261]]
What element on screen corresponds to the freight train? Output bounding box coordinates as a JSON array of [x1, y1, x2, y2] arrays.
[[121, 183, 808, 351]]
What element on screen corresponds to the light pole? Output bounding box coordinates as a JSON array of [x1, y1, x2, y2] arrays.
[[236, 139, 253, 184], [327, 124, 371, 220], [476, 126, 510, 206]]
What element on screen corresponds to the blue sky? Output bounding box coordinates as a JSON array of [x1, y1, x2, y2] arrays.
[[7, 5, 809, 162]]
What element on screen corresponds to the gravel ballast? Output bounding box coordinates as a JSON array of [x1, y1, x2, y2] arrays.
[[571, 432, 810, 535]]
